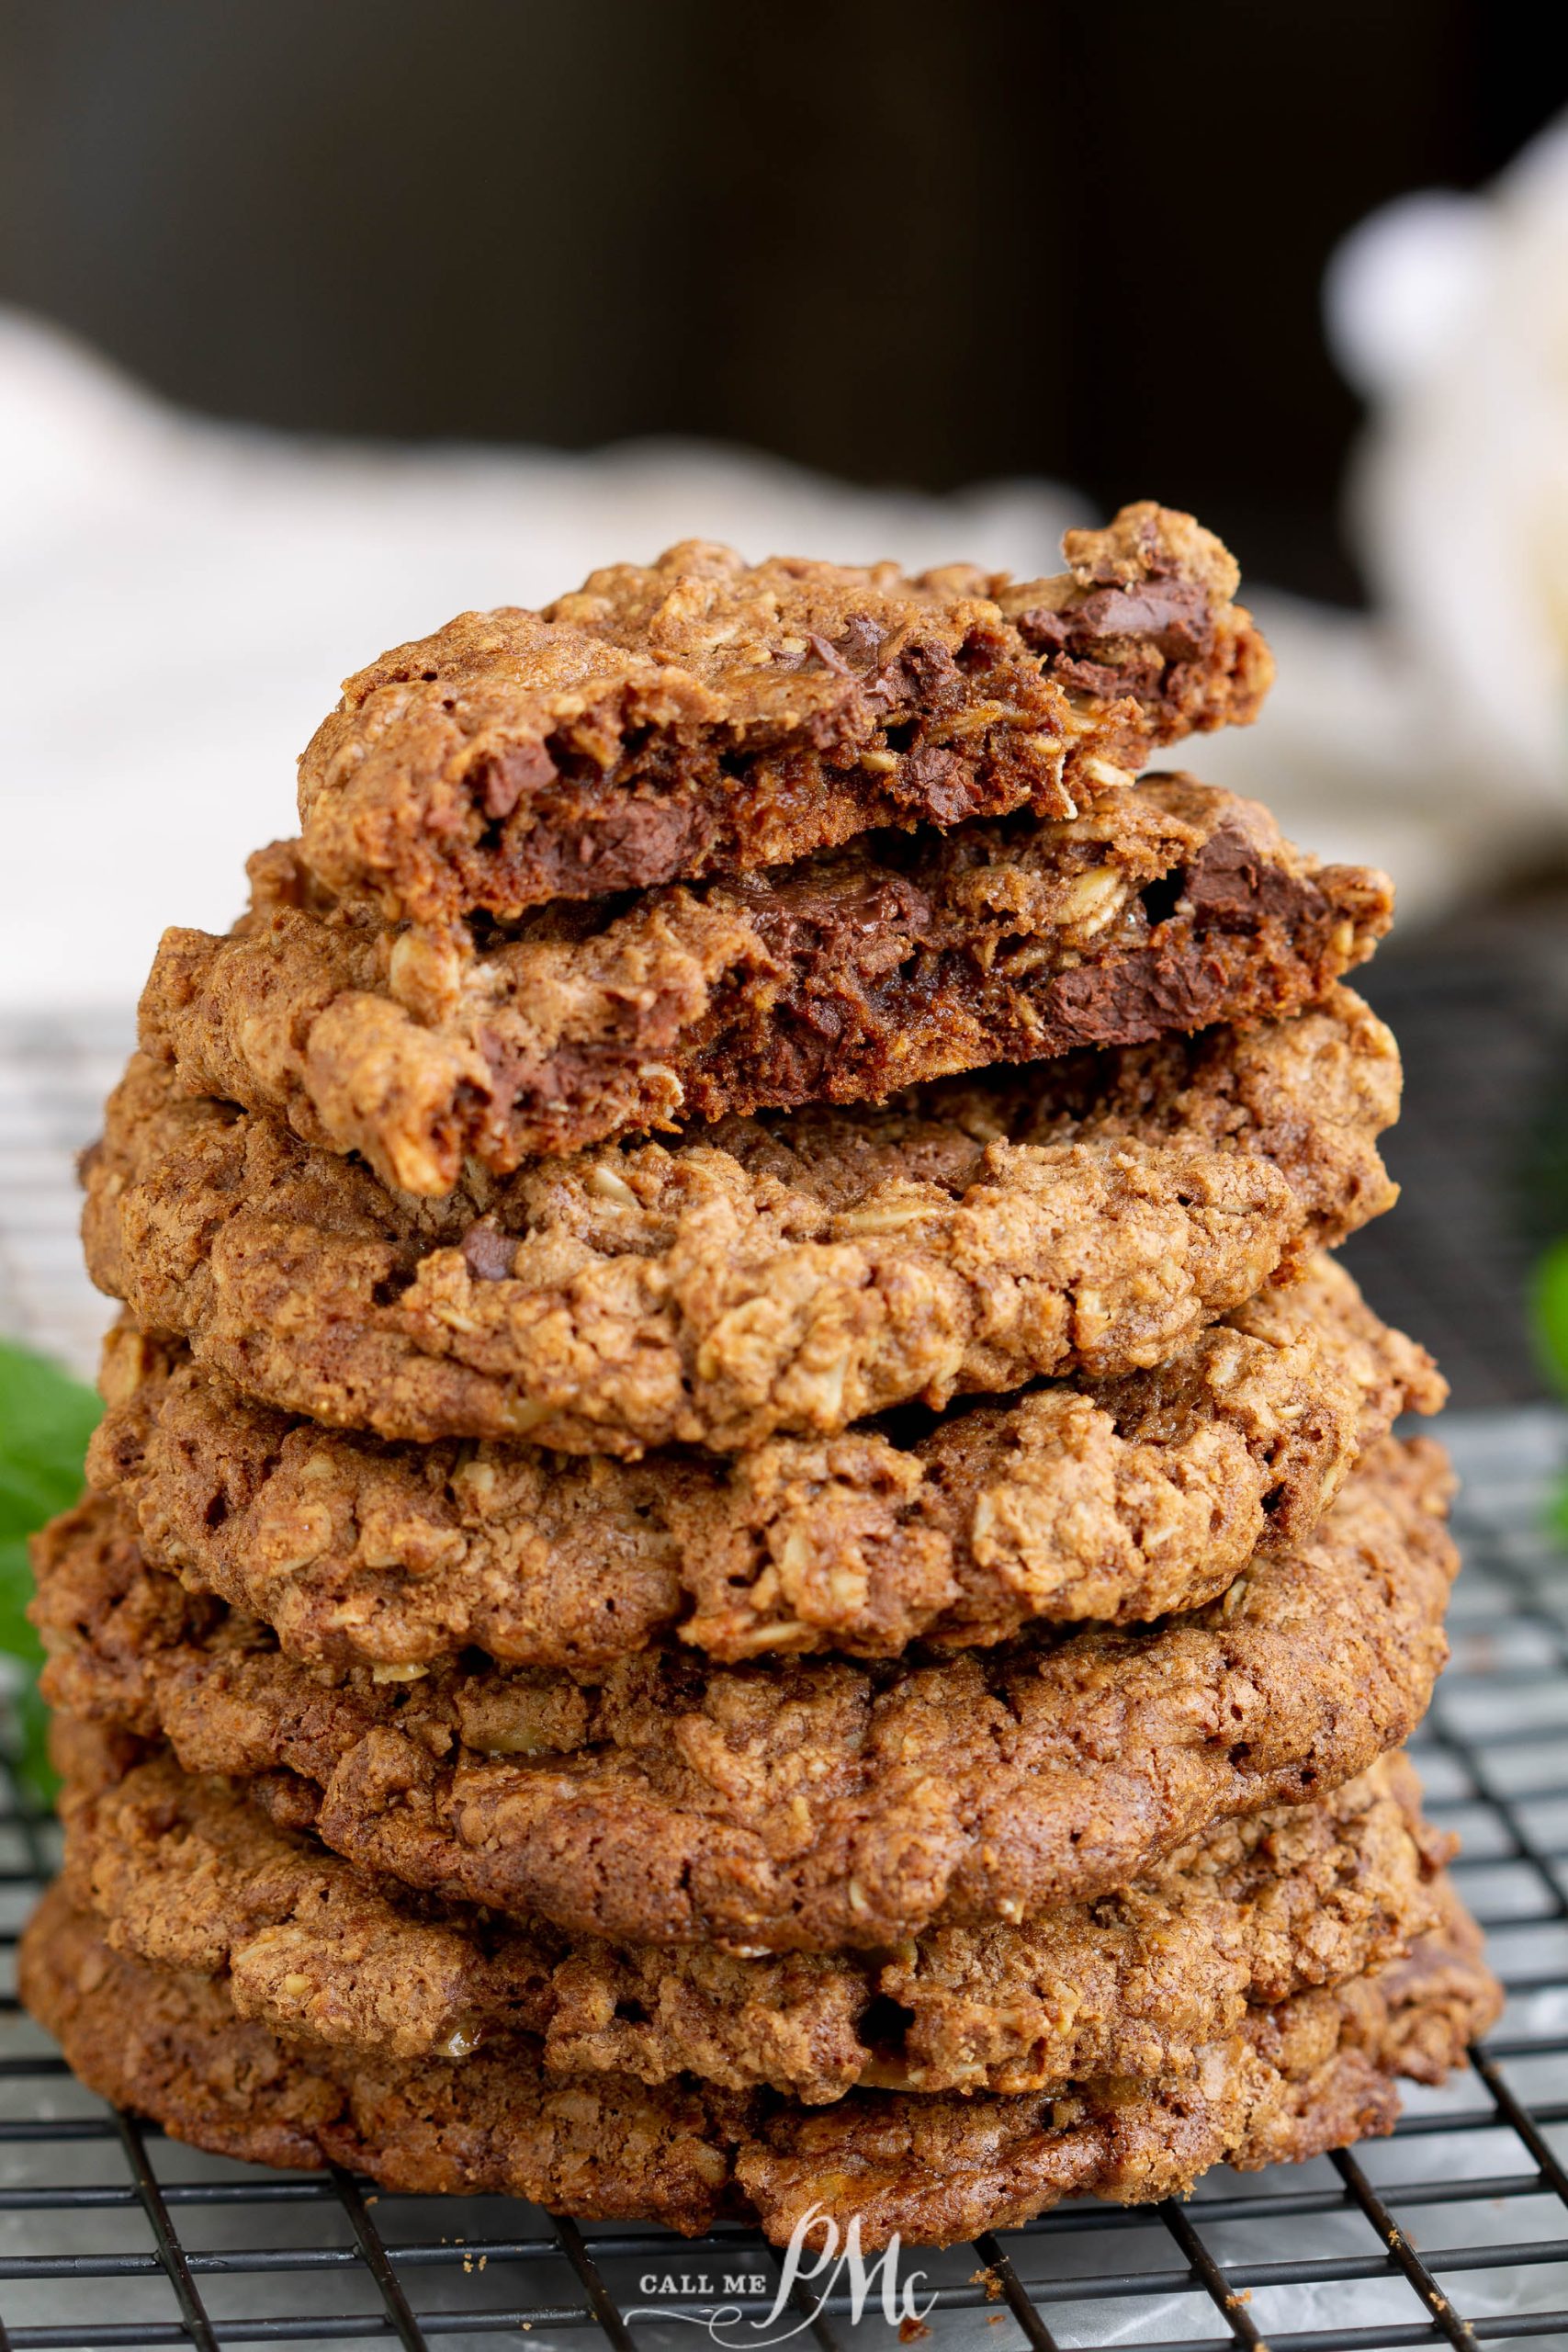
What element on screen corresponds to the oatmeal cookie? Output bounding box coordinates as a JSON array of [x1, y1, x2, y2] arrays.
[[58, 1738, 1449, 2102], [89, 1256, 1441, 1666], [141, 779, 1391, 1190], [298, 505, 1272, 924], [20, 1883, 1496, 2245], [32, 1440, 1458, 1951], [85, 989, 1399, 1452]]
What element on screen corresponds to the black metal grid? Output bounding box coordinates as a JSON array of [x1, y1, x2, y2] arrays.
[[0, 1408, 1566, 2348], [1338, 940, 1568, 1413]]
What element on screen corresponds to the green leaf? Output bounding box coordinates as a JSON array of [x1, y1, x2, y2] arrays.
[[0, 1340, 99, 1802], [0, 1340, 100, 1532], [1535, 1238, 1568, 1398]]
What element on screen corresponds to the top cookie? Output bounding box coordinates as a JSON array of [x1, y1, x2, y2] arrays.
[[298, 505, 1272, 922]]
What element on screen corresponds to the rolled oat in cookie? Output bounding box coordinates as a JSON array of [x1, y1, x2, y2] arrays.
[[297, 504, 1272, 924], [139, 778, 1390, 1190], [88, 1255, 1441, 1666], [56, 1736, 1450, 2102], [31, 1439, 1458, 1951], [19, 1883, 1498, 2245], [85, 989, 1400, 1453]]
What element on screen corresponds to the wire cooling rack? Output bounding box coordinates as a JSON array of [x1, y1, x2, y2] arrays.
[[3, 978, 1568, 2349], [0, 1403, 1566, 2351]]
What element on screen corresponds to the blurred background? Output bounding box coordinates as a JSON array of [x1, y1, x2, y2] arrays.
[[2, 0, 1559, 591], [2, 0, 1568, 1408]]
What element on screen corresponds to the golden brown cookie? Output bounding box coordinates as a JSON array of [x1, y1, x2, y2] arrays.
[[85, 989, 1399, 1452], [57, 1736, 1450, 2102], [89, 1255, 1442, 1667], [32, 1439, 1459, 1951], [298, 505, 1272, 924], [141, 779, 1390, 1190], [19, 1882, 1497, 2246]]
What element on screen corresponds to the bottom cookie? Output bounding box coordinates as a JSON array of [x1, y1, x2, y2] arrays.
[[20, 1880, 1499, 2247]]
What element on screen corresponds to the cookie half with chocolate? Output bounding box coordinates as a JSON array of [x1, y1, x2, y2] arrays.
[[140, 780, 1391, 1190], [299, 504, 1272, 924]]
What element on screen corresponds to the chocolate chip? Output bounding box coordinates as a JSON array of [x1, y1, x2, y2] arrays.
[[835, 613, 886, 670], [802, 630, 852, 676], [799, 616, 887, 676], [897, 745, 971, 822], [1016, 584, 1210, 665], [479, 741, 558, 822], [461, 1223, 516, 1281]]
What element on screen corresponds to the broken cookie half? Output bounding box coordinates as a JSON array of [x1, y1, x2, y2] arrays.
[[298, 503, 1273, 924]]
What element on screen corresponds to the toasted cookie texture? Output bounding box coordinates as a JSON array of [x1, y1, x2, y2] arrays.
[[56, 1736, 1450, 2101], [297, 505, 1273, 923], [85, 989, 1400, 1453], [89, 1254, 1442, 1666], [19, 1883, 1497, 2245], [32, 1439, 1459, 1951], [736, 1885, 1497, 2248], [140, 779, 1392, 1189]]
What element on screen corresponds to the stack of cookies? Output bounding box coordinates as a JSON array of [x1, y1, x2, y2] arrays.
[[21, 505, 1500, 2246]]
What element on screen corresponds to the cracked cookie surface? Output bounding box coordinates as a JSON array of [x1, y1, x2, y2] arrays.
[[88, 1255, 1442, 1666], [298, 504, 1272, 925], [85, 989, 1399, 1452], [57, 1737, 1450, 2103], [32, 1439, 1459, 1952], [140, 779, 1391, 1190], [19, 1883, 1496, 2245]]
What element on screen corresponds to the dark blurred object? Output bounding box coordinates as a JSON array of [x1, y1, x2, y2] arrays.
[[0, 0, 1561, 602], [1341, 890, 1568, 1408]]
